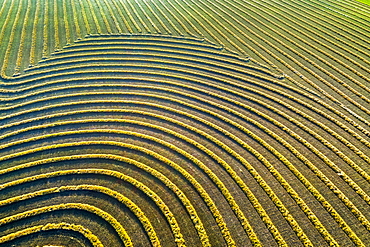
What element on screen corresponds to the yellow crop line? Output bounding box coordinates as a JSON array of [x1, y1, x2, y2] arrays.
[[116, 0, 141, 33], [328, 0, 370, 17], [0, 169, 186, 246], [149, 0, 184, 36], [1, 92, 366, 244], [34, 35, 218, 50], [292, 0, 370, 42], [168, 0, 219, 40], [248, 2, 370, 103], [3, 87, 368, 192], [53, 0, 60, 51], [102, 0, 122, 33], [256, 0, 370, 74], [0, 184, 160, 247], [139, 87, 370, 206], [2, 78, 369, 180], [8, 50, 267, 81], [40, 41, 225, 58], [29, 0, 41, 66], [5, 49, 368, 156], [245, 0, 370, 95], [200, 0, 278, 68], [0, 203, 133, 247], [0, 141, 237, 246], [10, 61, 369, 146], [303, 0, 370, 43], [0, 35, 276, 85], [2, 131, 255, 245], [189, 0, 249, 55], [0, 0, 9, 20], [6, 59, 265, 86], [20, 54, 272, 83], [176, 0, 244, 55], [268, 0, 370, 61], [1, 0, 23, 78], [81, 32, 207, 42], [77, 0, 91, 35], [14, 0, 32, 75], [0, 116, 338, 245], [122, 0, 150, 33], [70, 0, 82, 40], [2, 100, 366, 244], [0, 23, 368, 162], [0, 222, 103, 246], [94, 0, 112, 34], [4, 60, 368, 146], [42, 0, 49, 59], [222, 0, 361, 97], [133, 0, 161, 33], [85, 0, 102, 34], [0, 0, 13, 76], [207, 0, 322, 94], [1, 119, 280, 245], [142, 0, 172, 35], [156, 0, 199, 37], [1, 62, 369, 150], [1, 94, 368, 241], [0, 0, 11, 66], [110, 0, 132, 33], [218, 0, 370, 119], [280, 0, 370, 55], [62, 0, 71, 45], [1, 67, 369, 159], [0, 153, 211, 246]]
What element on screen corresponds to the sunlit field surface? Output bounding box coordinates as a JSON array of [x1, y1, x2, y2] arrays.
[[0, 0, 369, 246]]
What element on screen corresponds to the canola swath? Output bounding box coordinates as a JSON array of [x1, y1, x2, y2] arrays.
[[0, 0, 369, 246]]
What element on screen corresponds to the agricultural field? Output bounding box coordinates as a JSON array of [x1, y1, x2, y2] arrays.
[[0, 0, 369, 246]]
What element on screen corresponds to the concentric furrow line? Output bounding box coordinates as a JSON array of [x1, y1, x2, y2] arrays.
[[0, 168, 188, 246], [0, 203, 133, 247], [1, 119, 312, 245], [1, 93, 369, 245], [0, 223, 104, 246], [1, 141, 239, 246], [3, 40, 370, 142], [3, 110, 369, 244], [0, 154, 211, 246], [2, 74, 369, 202], [4, 44, 368, 145], [0, 184, 160, 246], [2, 77, 370, 188], [1, 45, 368, 180], [1, 1, 370, 246], [2, 53, 369, 172], [1, 42, 368, 218]]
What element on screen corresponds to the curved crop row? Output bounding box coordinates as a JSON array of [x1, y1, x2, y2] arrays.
[[0, 203, 133, 247], [0, 153, 211, 246], [0, 223, 103, 246], [0, 168, 187, 246], [0, 140, 238, 246], [1, 3, 369, 246], [0, 183, 161, 246], [1, 92, 368, 243]]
